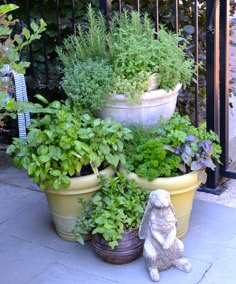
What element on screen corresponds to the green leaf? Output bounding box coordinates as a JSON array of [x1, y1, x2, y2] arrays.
[[99, 144, 110, 155], [28, 163, 37, 176], [50, 101, 61, 109], [5, 99, 15, 111], [38, 155, 50, 163], [0, 4, 18, 14], [53, 178, 62, 190], [23, 27, 30, 40], [49, 170, 61, 177], [34, 94, 49, 104]]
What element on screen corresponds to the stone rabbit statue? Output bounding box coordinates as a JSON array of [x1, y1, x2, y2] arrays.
[[139, 189, 192, 282]]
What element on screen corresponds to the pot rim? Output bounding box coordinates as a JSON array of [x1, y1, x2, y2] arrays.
[[45, 165, 114, 194], [110, 83, 182, 103]]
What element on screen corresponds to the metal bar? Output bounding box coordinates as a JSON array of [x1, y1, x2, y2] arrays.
[[155, 0, 159, 34], [25, 0, 35, 77], [174, 0, 179, 33], [221, 170, 236, 179], [119, 0, 122, 13], [99, 0, 112, 25], [205, 0, 220, 190], [136, 0, 140, 13], [194, 0, 199, 127], [56, 0, 62, 44], [71, 0, 76, 35], [39, 0, 49, 87], [219, 0, 230, 176]]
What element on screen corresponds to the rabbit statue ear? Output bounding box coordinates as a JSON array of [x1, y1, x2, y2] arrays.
[[139, 192, 153, 239]]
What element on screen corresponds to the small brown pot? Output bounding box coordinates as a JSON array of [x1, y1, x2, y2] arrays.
[[91, 229, 144, 264]]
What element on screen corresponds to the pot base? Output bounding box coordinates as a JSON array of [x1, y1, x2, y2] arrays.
[[92, 230, 144, 264]]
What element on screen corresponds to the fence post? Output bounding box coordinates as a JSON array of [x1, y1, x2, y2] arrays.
[[200, 0, 223, 194], [99, 0, 112, 24]]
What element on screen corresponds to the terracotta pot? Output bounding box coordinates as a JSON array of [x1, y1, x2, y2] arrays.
[[44, 166, 114, 242], [97, 84, 182, 127], [92, 229, 144, 264], [122, 169, 201, 238]]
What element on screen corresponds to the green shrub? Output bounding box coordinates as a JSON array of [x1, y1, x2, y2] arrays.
[[61, 59, 114, 112]]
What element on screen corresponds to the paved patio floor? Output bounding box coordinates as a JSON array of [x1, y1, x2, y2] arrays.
[[1, 154, 236, 284]]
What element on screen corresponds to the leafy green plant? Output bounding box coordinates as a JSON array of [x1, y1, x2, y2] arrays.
[[72, 173, 149, 249], [58, 6, 195, 109], [124, 113, 222, 183], [6, 99, 132, 190], [0, 3, 46, 129], [61, 59, 114, 113], [109, 11, 194, 92], [57, 6, 107, 67]]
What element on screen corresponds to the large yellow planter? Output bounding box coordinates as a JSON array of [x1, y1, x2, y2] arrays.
[[45, 166, 114, 242], [123, 170, 201, 238]]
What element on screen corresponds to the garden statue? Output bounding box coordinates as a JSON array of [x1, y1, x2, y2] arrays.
[[139, 189, 192, 282]]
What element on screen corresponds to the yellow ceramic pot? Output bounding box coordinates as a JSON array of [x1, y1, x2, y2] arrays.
[[45, 166, 114, 242], [123, 170, 201, 238]]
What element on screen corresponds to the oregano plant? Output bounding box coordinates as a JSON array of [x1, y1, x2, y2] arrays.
[[72, 173, 149, 249]]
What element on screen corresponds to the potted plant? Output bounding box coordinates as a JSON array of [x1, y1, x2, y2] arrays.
[[120, 113, 222, 238], [57, 6, 194, 126], [72, 173, 149, 264], [6, 98, 132, 241]]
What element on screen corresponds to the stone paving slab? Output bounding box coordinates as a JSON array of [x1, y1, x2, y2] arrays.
[[0, 165, 39, 191], [199, 247, 236, 284], [0, 233, 68, 284], [31, 263, 120, 284], [0, 187, 78, 253], [0, 184, 43, 224]]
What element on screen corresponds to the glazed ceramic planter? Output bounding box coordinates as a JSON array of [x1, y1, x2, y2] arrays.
[[122, 170, 201, 238], [97, 83, 182, 127], [92, 229, 144, 264], [44, 166, 114, 242]]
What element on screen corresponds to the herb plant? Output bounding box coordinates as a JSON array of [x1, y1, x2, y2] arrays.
[[72, 173, 149, 249], [7, 99, 132, 190], [58, 6, 195, 110], [124, 113, 222, 183], [57, 6, 107, 67], [61, 59, 114, 113]]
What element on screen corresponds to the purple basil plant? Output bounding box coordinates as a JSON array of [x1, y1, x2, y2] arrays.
[[164, 134, 217, 183]]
